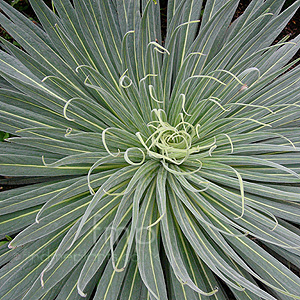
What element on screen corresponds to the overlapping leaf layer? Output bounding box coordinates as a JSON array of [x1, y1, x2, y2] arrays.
[[1, 0, 300, 299]]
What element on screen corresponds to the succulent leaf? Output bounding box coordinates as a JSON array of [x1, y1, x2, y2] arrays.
[[0, 0, 300, 299]]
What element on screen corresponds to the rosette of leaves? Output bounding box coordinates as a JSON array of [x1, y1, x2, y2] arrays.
[[1, 0, 300, 299]]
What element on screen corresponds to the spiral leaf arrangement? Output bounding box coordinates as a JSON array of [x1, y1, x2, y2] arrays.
[[1, 0, 300, 299]]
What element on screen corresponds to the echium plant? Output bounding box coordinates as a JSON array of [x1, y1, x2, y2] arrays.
[[1, 0, 300, 299]]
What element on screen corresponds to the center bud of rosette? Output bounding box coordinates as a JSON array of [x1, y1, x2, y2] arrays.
[[136, 109, 202, 165]]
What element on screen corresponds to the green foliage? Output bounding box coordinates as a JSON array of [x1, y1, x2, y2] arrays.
[[0, 235, 12, 247], [0, 131, 9, 141], [8, 0, 30, 11], [0, 29, 21, 47], [0, 0, 300, 299]]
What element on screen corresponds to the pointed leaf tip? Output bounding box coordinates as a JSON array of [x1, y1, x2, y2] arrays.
[[8, 242, 15, 249], [77, 286, 87, 298]]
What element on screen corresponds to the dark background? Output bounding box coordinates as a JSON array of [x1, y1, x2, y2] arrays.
[[1, 0, 300, 44]]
